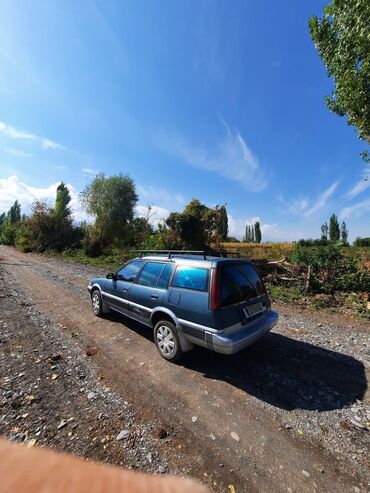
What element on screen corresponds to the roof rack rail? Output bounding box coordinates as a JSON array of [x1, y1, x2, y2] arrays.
[[131, 249, 240, 260]]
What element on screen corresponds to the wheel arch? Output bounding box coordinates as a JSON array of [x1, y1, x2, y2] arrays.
[[150, 308, 193, 352], [90, 284, 110, 313], [150, 308, 179, 329]]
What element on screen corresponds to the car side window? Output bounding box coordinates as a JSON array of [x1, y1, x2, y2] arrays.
[[157, 263, 173, 289], [171, 266, 208, 292], [137, 262, 167, 288], [116, 261, 143, 282]]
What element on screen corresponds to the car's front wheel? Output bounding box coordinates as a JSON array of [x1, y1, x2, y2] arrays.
[[91, 289, 104, 317], [154, 320, 183, 362]]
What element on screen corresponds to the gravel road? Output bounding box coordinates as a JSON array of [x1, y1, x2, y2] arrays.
[[0, 246, 369, 493]]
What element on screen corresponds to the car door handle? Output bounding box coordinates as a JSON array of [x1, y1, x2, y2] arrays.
[[150, 294, 158, 300], [122, 288, 128, 293]]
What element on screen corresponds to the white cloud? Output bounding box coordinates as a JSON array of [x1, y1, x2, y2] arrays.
[[4, 147, 32, 158], [303, 181, 339, 218], [228, 214, 278, 240], [345, 171, 369, 200], [135, 205, 170, 226], [0, 175, 88, 222], [157, 121, 267, 192], [82, 167, 99, 176], [340, 198, 370, 220], [0, 121, 64, 151]]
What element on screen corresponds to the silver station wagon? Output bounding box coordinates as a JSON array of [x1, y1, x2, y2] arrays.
[[88, 250, 278, 362]]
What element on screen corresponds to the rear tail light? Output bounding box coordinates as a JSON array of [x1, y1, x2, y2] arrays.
[[210, 267, 220, 310]]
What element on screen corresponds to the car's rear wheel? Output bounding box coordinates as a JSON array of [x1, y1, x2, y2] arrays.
[[154, 320, 182, 362], [91, 289, 104, 317]]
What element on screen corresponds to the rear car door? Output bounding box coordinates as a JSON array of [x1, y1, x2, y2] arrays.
[[129, 262, 173, 324], [105, 260, 144, 315]]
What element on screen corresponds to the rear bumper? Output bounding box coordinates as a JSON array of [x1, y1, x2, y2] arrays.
[[211, 310, 278, 355]]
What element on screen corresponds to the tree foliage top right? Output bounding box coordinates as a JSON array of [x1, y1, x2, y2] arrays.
[[309, 0, 370, 159]]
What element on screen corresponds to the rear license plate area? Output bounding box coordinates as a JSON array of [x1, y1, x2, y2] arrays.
[[243, 302, 265, 318]]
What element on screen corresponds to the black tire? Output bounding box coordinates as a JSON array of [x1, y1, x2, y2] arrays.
[[91, 289, 104, 317], [153, 320, 183, 362]]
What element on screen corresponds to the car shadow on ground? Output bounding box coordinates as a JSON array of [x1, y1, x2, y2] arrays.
[[107, 312, 367, 413], [181, 332, 367, 412]]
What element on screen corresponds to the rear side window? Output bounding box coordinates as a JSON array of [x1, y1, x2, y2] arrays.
[[171, 266, 208, 292], [157, 263, 173, 289], [117, 261, 144, 282], [220, 262, 265, 307], [137, 262, 167, 288]]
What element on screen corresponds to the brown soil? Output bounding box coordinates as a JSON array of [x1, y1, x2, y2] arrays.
[[0, 246, 369, 493]]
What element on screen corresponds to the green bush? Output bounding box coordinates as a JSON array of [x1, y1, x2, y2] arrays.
[[354, 237, 370, 247], [290, 243, 370, 293], [297, 238, 328, 247], [1, 224, 18, 245]]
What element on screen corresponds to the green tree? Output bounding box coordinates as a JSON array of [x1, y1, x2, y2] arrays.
[[54, 182, 72, 251], [166, 199, 209, 249], [321, 222, 329, 241], [244, 223, 256, 243], [165, 199, 225, 250], [129, 217, 153, 245], [0, 212, 6, 241], [254, 221, 262, 243], [7, 200, 21, 225], [243, 224, 249, 242], [340, 221, 349, 244], [1, 201, 22, 245], [215, 205, 228, 241], [329, 213, 340, 241], [80, 173, 138, 252], [309, 0, 370, 162], [14, 201, 56, 252]]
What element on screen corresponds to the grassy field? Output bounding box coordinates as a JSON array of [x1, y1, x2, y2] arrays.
[[223, 242, 295, 261]]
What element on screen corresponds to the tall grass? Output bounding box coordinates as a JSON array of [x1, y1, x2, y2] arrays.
[[223, 242, 295, 261]]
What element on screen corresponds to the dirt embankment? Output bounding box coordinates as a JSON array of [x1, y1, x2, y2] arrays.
[[0, 246, 369, 493]]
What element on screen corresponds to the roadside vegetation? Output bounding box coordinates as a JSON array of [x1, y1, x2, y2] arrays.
[[0, 172, 369, 320]]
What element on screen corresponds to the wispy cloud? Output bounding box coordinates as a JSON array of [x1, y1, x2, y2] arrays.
[[82, 167, 99, 176], [279, 194, 310, 215], [4, 147, 32, 158], [137, 185, 185, 209], [157, 122, 267, 192], [0, 121, 64, 151], [340, 198, 370, 220], [345, 171, 369, 200], [303, 181, 339, 218]]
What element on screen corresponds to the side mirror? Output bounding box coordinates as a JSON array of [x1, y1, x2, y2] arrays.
[[106, 272, 117, 280]]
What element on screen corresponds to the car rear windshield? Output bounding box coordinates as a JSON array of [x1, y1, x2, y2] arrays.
[[220, 262, 265, 307]]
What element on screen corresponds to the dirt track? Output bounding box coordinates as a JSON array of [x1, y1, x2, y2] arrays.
[[0, 246, 369, 493]]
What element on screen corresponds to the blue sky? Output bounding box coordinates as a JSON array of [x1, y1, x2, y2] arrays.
[[0, 0, 369, 241]]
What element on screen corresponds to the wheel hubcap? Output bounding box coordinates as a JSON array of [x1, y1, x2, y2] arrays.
[[156, 325, 175, 356], [92, 293, 100, 314]]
